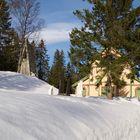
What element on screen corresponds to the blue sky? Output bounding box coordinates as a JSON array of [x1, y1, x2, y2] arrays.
[[39, 0, 140, 64], [39, 0, 91, 64]]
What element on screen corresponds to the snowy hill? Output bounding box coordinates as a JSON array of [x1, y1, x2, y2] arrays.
[[0, 71, 140, 140], [0, 71, 58, 94]]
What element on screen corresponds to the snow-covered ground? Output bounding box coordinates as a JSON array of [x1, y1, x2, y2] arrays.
[[0, 71, 58, 95], [0, 71, 140, 140]]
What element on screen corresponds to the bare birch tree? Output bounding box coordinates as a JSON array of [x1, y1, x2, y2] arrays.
[[8, 0, 44, 43]]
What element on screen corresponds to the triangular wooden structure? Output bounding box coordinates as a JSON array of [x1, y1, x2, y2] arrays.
[[17, 39, 36, 76]]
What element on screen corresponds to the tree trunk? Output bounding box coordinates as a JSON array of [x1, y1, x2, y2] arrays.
[[107, 85, 113, 100], [107, 72, 113, 100], [59, 80, 61, 94]]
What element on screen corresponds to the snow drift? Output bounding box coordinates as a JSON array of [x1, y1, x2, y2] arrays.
[[0, 71, 58, 95], [0, 71, 140, 140]]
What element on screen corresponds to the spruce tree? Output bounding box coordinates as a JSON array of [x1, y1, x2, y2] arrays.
[[36, 40, 49, 82], [0, 0, 11, 48], [0, 0, 19, 71], [66, 63, 72, 96], [65, 62, 79, 95], [48, 50, 66, 94], [70, 0, 140, 99]]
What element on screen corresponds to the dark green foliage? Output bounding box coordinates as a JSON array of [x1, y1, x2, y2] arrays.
[[0, 0, 11, 48], [0, 0, 19, 71], [70, 0, 140, 98], [66, 77, 71, 96], [65, 62, 77, 95], [48, 50, 66, 94], [69, 31, 98, 78], [36, 40, 49, 82], [3, 30, 19, 71]]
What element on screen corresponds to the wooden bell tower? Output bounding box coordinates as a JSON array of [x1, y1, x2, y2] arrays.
[[17, 39, 36, 76]]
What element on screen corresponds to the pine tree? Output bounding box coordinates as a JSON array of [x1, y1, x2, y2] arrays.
[[0, 0, 19, 71], [48, 50, 66, 94], [36, 40, 49, 82], [70, 0, 140, 99]]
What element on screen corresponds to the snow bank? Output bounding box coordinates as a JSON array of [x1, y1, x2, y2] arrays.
[[0, 92, 139, 140], [0, 71, 58, 95], [0, 71, 140, 140]]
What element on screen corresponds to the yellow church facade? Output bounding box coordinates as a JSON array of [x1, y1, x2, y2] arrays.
[[73, 62, 140, 97]]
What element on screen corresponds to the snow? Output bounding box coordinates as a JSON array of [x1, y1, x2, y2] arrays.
[[0, 71, 140, 140], [75, 80, 83, 97], [0, 71, 58, 95]]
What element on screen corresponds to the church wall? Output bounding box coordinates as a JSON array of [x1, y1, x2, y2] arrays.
[[77, 65, 140, 97]]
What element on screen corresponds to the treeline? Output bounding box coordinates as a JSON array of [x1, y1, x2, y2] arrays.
[[0, 0, 79, 95], [47, 49, 79, 95], [2, 0, 140, 98], [35, 40, 79, 95], [0, 0, 43, 72]]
